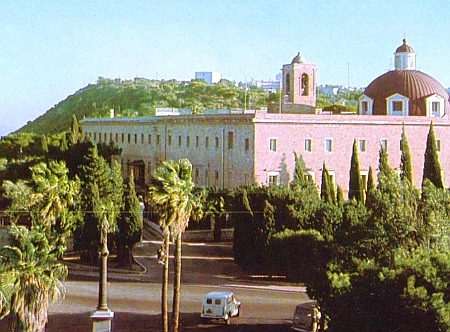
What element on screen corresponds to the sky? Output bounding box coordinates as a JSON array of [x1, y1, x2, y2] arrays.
[[1, 0, 450, 136]]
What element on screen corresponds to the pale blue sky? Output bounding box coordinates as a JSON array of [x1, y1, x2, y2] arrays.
[[1, 0, 449, 135]]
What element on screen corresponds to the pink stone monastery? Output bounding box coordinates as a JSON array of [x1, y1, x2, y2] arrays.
[[81, 40, 450, 197]]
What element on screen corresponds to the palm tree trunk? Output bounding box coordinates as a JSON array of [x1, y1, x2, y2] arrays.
[[162, 232, 170, 332], [171, 232, 182, 332]]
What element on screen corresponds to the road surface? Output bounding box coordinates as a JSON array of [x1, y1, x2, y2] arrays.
[[0, 231, 310, 331]]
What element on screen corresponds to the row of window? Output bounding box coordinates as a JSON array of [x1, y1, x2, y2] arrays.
[[268, 138, 441, 153], [89, 132, 441, 155], [87, 131, 251, 152], [361, 98, 443, 117]]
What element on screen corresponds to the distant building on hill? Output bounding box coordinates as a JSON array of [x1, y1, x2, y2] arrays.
[[195, 71, 222, 84], [81, 40, 450, 197]]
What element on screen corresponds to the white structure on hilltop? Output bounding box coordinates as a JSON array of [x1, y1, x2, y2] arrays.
[[195, 71, 222, 84]]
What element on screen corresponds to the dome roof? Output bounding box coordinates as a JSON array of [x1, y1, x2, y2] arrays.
[[396, 39, 414, 53], [364, 70, 450, 116], [291, 52, 306, 64]]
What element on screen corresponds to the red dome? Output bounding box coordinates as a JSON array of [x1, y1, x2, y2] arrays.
[[363, 70, 450, 116]]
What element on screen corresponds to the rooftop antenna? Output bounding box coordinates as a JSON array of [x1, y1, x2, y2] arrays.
[[347, 62, 350, 99]]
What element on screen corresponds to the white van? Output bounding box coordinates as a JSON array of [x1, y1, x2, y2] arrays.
[[292, 301, 321, 332], [200, 291, 241, 325]]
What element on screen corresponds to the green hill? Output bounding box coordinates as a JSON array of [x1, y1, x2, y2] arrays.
[[17, 77, 276, 135]]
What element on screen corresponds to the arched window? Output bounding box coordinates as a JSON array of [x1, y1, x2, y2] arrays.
[[285, 73, 291, 96], [301, 73, 310, 96]]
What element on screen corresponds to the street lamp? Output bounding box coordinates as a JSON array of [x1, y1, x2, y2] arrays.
[[91, 214, 114, 332]]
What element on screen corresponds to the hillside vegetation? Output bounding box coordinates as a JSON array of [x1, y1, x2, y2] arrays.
[[17, 77, 277, 135]]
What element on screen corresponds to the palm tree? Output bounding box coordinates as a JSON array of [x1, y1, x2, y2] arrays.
[[149, 159, 202, 332], [0, 161, 79, 332], [0, 225, 67, 332]]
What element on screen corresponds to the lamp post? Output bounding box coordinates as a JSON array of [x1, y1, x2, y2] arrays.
[[91, 214, 114, 332]]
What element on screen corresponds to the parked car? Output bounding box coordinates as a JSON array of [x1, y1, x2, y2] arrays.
[[292, 301, 321, 332], [200, 291, 241, 325]]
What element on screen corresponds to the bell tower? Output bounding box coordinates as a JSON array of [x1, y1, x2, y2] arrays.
[[282, 52, 317, 107]]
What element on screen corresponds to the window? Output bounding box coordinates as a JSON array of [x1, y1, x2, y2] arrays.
[[305, 171, 315, 183], [115, 133, 118, 143], [245, 138, 250, 152], [359, 140, 366, 152], [215, 137, 220, 149], [127, 134, 131, 144], [205, 136, 209, 148], [325, 139, 333, 152], [361, 173, 368, 191], [436, 140, 441, 152], [301, 73, 310, 96], [269, 139, 277, 152], [178, 135, 182, 147], [305, 139, 312, 152], [196, 136, 199, 148], [228, 132, 234, 150], [215, 299, 221, 305], [381, 139, 388, 150], [432, 102, 440, 115], [148, 134, 151, 144], [168, 135, 172, 146], [215, 170, 219, 180], [392, 101, 403, 112], [157, 135, 161, 145], [267, 172, 280, 186], [186, 136, 190, 148], [94, 133, 97, 141], [141, 134, 144, 144], [361, 101, 368, 113], [134, 134, 138, 144], [122, 133, 125, 143]]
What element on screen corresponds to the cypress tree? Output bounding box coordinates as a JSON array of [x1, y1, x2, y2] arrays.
[[400, 125, 413, 184], [75, 145, 113, 263], [349, 140, 363, 202], [70, 114, 80, 145], [292, 151, 306, 187], [321, 162, 335, 205], [367, 166, 376, 191], [117, 170, 142, 268], [365, 166, 376, 207], [422, 122, 444, 188], [336, 185, 344, 205], [378, 144, 392, 178]]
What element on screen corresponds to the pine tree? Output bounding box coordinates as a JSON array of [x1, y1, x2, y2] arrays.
[[400, 125, 413, 184], [422, 122, 444, 188], [321, 162, 336, 205], [349, 140, 363, 202]]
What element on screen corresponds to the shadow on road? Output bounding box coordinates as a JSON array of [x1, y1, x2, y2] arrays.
[[0, 311, 292, 332]]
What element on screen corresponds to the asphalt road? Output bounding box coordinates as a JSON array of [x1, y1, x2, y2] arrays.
[[0, 233, 310, 331]]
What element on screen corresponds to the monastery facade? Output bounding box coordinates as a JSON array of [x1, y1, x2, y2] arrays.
[[80, 40, 450, 196]]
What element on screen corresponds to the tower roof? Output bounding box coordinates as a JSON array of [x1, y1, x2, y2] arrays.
[[291, 52, 306, 64], [395, 39, 415, 53]]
